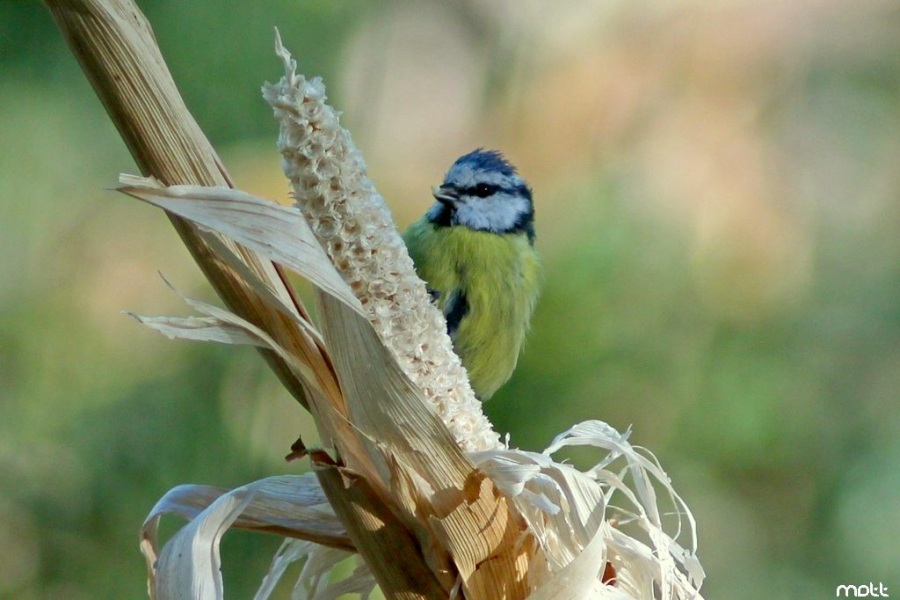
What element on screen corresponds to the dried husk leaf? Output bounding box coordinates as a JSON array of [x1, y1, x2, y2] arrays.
[[142, 483, 256, 600], [471, 421, 704, 599], [141, 475, 351, 553], [524, 526, 616, 600], [130, 287, 381, 488], [131, 292, 328, 398], [125, 313, 265, 347], [118, 176, 362, 315], [256, 540, 375, 600]]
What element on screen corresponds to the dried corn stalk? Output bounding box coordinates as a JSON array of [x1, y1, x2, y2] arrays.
[[48, 1, 705, 598]]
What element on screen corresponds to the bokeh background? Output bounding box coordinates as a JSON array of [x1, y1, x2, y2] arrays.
[[2, 1, 899, 598]]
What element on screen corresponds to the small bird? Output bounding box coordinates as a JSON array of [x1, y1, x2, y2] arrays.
[[403, 149, 540, 400]]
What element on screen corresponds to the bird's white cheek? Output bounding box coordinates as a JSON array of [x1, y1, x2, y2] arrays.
[[454, 202, 489, 230]]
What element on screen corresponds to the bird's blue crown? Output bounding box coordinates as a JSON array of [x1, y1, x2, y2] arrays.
[[451, 149, 518, 177]]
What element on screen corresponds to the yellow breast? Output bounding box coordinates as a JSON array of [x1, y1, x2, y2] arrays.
[[403, 219, 541, 399]]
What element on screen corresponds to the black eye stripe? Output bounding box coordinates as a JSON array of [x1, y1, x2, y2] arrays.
[[461, 183, 496, 198], [457, 182, 529, 198]]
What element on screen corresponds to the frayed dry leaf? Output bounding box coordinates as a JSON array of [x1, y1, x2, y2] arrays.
[[132, 291, 329, 399], [141, 475, 354, 600], [142, 475, 350, 551], [471, 421, 704, 599], [196, 231, 314, 326], [256, 539, 376, 600], [142, 483, 254, 600], [126, 313, 266, 346], [524, 526, 619, 600], [118, 175, 363, 316]]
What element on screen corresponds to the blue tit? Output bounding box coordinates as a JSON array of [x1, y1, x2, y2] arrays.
[[403, 149, 540, 400]]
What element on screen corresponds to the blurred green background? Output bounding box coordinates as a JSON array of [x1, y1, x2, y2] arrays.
[[2, 1, 899, 598]]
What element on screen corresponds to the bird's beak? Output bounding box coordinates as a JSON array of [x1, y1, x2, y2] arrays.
[[432, 185, 458, 206]]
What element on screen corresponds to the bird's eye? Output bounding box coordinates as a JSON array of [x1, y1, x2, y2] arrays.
[[473, 183, 492, 198]]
